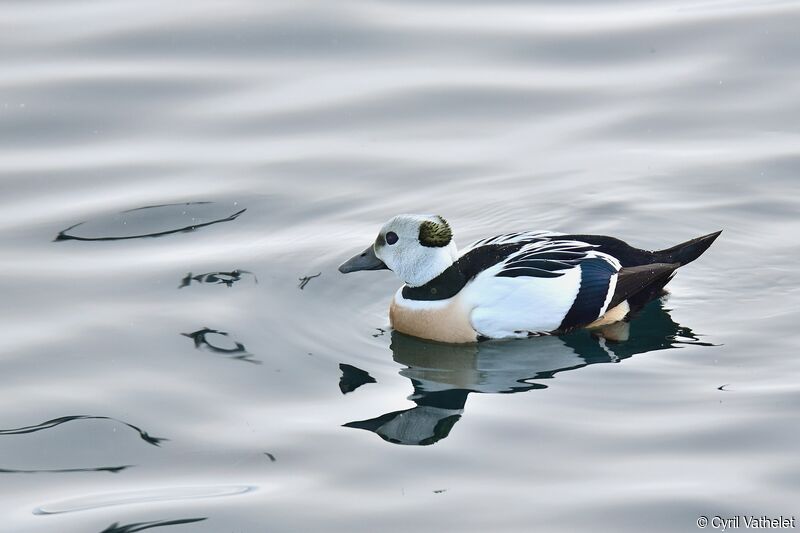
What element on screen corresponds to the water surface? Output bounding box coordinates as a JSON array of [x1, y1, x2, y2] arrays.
[[2, 1, 799, 532]]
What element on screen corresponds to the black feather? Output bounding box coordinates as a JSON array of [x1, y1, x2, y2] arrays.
[[558, 258, 617, 331], [553, 234, 654, 267], [553, 231, 721, 267], [497, 241, 595, 279], [652, 230, 722, 266], [497, 267, 565, 279], [403, 242, 530, 300], [608, 263, 680, 311]]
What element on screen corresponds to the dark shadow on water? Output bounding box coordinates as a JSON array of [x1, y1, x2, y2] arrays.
[[344, 297, 715, 446], [54, 202, 245, 242], [181, 327, 260, 364], [0, 465, 132, 474], [99, 518, 207, 533], [339, 363, 377, 394], [178, 269, 257, 288], [0, 415, 166, 446]]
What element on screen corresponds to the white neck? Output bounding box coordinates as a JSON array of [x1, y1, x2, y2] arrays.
[[397, 241, 459, 287]]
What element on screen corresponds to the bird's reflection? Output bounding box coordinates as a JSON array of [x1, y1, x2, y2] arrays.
[[339, 363, 377, 394], [345, 297, 713, 446]]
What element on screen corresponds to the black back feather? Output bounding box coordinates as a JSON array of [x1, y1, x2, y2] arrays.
[[608, 263, 680, 311]]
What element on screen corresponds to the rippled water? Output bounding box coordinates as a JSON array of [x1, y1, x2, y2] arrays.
[[2, 1, 799, 531]]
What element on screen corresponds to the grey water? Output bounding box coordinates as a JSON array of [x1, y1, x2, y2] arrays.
[[2, 1, 799, 531]]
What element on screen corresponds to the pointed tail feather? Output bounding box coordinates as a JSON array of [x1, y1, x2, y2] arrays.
[[653, 230, 722, 266]]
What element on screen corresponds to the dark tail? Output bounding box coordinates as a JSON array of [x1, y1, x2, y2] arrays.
[[653, 230, 722, 266]]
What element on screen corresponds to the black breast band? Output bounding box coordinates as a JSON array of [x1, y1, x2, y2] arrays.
[[401, 264, 467, 301], [401, 242, 528, 301]]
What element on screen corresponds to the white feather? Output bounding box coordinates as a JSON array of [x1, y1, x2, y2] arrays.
[[460, 230, 561, 256], [599, 272, 618, 317], [464, 262, 582, 338]]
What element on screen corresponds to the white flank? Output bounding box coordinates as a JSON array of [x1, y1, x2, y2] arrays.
[[464, 262, 582, 338]]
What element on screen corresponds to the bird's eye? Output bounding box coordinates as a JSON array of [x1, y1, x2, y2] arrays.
[[386, 231, 399, 245]]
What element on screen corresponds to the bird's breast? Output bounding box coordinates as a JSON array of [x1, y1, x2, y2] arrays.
[[389, 291, 477, 344]]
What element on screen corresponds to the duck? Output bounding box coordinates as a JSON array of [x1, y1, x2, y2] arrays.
[[339, 214, 720, 344]]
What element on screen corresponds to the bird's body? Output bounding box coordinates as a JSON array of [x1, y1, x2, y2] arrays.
[[339, 215, 720, 344]]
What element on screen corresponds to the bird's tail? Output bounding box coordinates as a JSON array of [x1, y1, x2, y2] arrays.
[[653, 230, 722, 266]]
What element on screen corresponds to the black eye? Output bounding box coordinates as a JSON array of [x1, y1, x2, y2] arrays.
[[386, 231, 399, 245]]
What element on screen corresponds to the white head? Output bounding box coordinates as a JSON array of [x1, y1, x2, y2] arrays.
[[339, 214, 458, 287]]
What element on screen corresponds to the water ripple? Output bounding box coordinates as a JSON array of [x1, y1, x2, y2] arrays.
[[55, 202, 246, 242], [0, 465, 132, 475], [34, 485, 256, 515], [99, 518, 207, 533], [0, 416, 166, 446]]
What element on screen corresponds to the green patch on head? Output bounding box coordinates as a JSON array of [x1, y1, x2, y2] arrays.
[[418, 216, 452, 247]]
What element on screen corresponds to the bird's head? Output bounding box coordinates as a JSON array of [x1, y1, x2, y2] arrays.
[[338, 214, 458, 287]]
